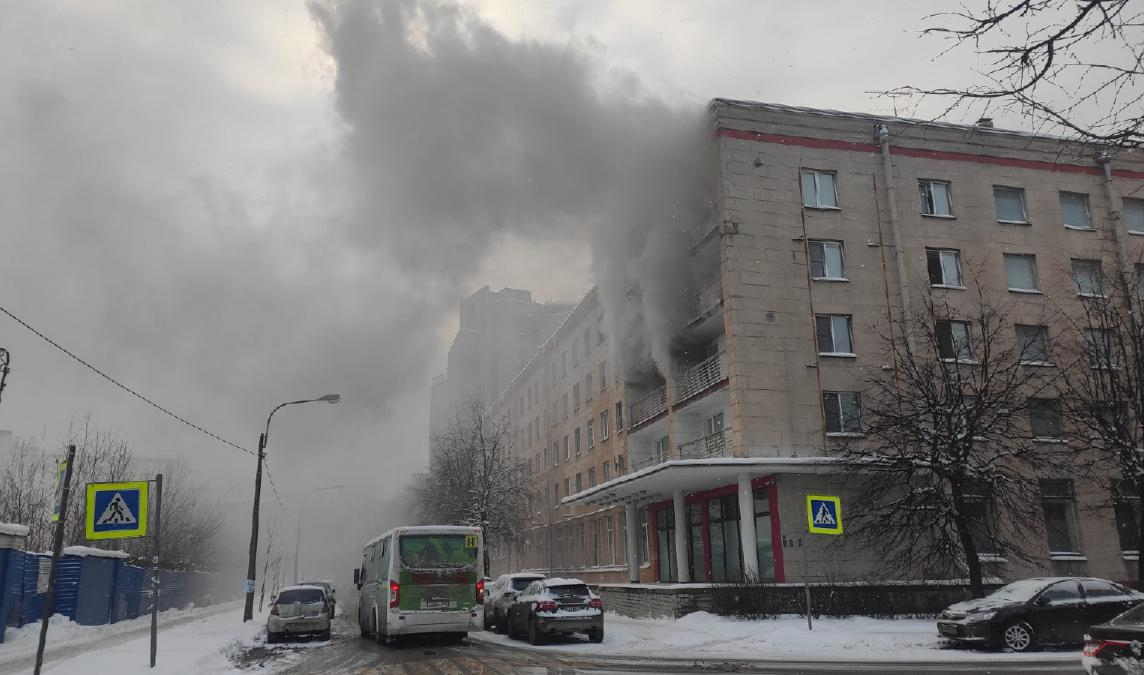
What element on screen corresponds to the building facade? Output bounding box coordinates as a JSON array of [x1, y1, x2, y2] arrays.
[[492, 99, 1144, 588]]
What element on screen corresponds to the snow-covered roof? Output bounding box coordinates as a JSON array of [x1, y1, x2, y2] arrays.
[[276, 584, 326, 594], [364, 525, 481, 549], [542, 577, 587, 587], [0, 523, 29, 537], [501, 572, 545, 580], [62, 546, 129, 559]]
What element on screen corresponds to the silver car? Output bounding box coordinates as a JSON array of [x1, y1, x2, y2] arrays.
[[267, 585, 332, 643]]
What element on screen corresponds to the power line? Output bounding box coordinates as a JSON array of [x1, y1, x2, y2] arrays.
[[0, 304, 255, 457], [262, 460, 287, 511]]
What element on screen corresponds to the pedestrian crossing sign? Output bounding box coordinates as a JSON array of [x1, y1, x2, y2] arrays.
[[807, 495, 843, 535], [86, 482, 149, 540]]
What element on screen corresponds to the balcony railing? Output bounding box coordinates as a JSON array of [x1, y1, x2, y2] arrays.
[[673, 352, 727, 403], [629, 385, 668, 429], [690, 281, 722, 324], [677, 428, 729, 460]]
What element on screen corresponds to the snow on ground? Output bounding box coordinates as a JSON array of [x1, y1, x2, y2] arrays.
[[470, 611, 1081, 663]]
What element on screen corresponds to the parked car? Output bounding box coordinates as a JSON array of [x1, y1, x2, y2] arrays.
[[267, 585, 332, 643], [505, 578, 603, 645], [1084, 601, 1144, 674], [484, 573, 546, 633], [937, 577, 1143, 652], [300, 580, 336, 612]]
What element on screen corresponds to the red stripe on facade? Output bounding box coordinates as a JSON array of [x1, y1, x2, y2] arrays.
[[717, 128, 1144, 180]]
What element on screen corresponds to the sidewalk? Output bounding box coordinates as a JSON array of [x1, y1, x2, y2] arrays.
[[0, 601, 253, 675], [469, 611, 1082, 666]]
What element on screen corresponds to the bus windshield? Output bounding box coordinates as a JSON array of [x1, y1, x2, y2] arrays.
[[399, 534, 478, 571]]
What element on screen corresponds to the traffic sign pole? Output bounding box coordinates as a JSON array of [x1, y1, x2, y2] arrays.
[[150, 473, 163, 668], [34, 444, 75, 675]]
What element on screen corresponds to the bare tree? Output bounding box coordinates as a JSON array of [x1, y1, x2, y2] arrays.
[[1054, 259, 1144, 582], [0, 435, 54, 551], [420, 399, 530, 572], [842, 283, 1067, 597], [908, 1, 1143, 146]]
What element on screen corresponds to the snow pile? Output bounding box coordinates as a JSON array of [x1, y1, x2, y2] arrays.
[[61, 545, 130, 558], [0, 523, 29, 537], [471, 611, 1077, 663]]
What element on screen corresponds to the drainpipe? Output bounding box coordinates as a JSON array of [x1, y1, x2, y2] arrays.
[[1098, 152, 1131, 282], [876, 124, 915, 350]]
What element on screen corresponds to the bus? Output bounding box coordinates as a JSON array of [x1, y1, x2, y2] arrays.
[[354, 525, 484, 643]]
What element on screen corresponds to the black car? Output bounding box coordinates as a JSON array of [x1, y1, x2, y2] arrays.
[[1084, 602, 1144, 674], [937, 577, 1143, 652], [505, 578, 603, 645]]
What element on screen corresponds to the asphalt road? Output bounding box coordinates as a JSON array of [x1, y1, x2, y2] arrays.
[[254, 616, 1087, 675]]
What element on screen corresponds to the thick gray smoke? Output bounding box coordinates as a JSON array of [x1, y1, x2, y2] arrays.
[[311, 0, 716, 380]]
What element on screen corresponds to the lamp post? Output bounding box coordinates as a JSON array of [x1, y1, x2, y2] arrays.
[[243, 394, 340, 622], [293, 484, 344, 584]]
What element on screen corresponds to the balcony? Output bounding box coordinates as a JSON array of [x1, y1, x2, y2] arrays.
[[673, 352, 727, 404], [629, 385, 668, 429], [689, 281, 722, 325], [677, 428, 729, 460]]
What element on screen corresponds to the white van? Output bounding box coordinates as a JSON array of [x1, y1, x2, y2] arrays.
[[354, 525, 484, 643]]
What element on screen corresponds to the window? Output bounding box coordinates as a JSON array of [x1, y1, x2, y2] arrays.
[[563, 434, 570, 460], [601, 410, 610, 440], [937, 320, 973, 362], [562, 393, 568, 419], [1113, 479, 1140, 553], [1016, 324, 1051, 365], [564, 477, 570, 497], [1084, 328, 1118, 369], [963, 481, 997, 555], [1040, 581, 1082, 603], [1003, 254, 1038, 292], [615, 401, 624, 431], [994, 186, 1028, 223], [576, 472, 583, 492], [599, 362, 607, 391], [801, 169, 838, 208], [574, 427, 582, 454], [815, 314, 854, 355], [603, 461, 611, 482], [638, 507, 650, 566], [573, 384, 580, 411], [926, 248, 963, 287], [552, 442, 559, 466], [809, 240, 845, 279], [586, 419, 595, 448], [585, 374, 593, 401], [919, 180, 953, 216], [562, 351, 567, 376], [823, 391, 861, 434], [606, 516, 616, 565], [590, 519, 599, 566], [1072, 259, 1105, 297], [572, 339, 579, 367], [583, 328, 590, 356], [1060, 192, 1092, 230], [597, 315, 606, 345], [655, 435, 670, 462], [1040, 479, 1080, 554], [616, 454, 626, 475], [1028, 398, 1062, 439], [1126, 198, 1144, 235], [588, 467, 596, 488]]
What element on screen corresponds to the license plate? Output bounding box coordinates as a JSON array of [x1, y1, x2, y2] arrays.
[[423, 599, 456, 609]]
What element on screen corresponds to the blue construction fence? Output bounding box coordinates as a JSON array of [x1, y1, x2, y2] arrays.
[[0, 547, 230, 643]]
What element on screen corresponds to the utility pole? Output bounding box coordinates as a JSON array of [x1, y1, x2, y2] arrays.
[[0, 348, 10, 408], [34, 444, 75, 675], [149, 473, 164, 668], [242, 432, 266, 622]]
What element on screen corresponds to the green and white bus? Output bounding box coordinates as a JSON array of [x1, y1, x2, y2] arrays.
[[353, 525, 484, 643]]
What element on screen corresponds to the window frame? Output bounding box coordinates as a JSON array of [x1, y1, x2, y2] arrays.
[[1060, 191, 1094, 230], [600, 410, 610, 440], [1003, 253, 1040, 293], [800, 168, 840, 209], [1040, 479, 1082, 557], [823, 391, 862, 436], [1016, 324, 1053, 367], [1125, 197, 1144, 235], [936, 319, 975, 363], [586, 419, 595, 449], [808, 240, 847, 281], [993, 185, 1029, 224], [1072, 258, 1106, 298], [815, 314, 856, 357], [1027, 397, 1063, 441], [926, 248, 964, 288], [918, 179, 954, 217]]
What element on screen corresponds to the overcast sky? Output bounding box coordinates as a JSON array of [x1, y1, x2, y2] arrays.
[[0, 0, 1007, 574]]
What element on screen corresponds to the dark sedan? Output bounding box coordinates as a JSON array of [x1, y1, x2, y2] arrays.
[[937, 577, 1143, 652], [505, 578, 603, 645], [1084, 602, 1144, 674]]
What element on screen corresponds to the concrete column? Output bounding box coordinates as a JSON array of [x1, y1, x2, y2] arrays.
[[625, 502, 640, 583], [673, 490, 690, 583], [737, 473, 760, 581]]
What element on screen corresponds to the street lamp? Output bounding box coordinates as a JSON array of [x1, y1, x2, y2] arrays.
[[293, 485, 344, 584], [243, 394, 340, 622]]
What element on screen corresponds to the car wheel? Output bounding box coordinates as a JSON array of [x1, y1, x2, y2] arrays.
[[319, 629, 331, 641], [1001, 620, 1036, 652], [588, 628, 604, 644], [527, 617, 543, 646], [484, 607, 494, 631], [495, 611, 508, 635], [266, 631, 281, 644]]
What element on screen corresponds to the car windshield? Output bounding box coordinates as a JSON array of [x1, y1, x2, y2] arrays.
[[512, 578, 542, 591], [399, 534, 478, 570], [986, 579, 1052, 603], [277, 589, 324, 604], [1111, 603, 1144, 625]]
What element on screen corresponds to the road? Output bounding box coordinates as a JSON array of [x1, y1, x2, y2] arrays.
[[253, 617, 1086, 675]]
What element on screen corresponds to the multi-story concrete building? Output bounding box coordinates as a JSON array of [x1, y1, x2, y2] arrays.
[[491, 99, 1144, 593], [431, 286, 573, 437]]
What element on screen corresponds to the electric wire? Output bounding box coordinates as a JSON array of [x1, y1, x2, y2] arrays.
[[0, 303, 255, 457], [262, 460, 288, 511]]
